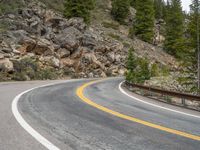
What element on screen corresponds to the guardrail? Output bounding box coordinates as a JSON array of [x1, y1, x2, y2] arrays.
[[125, 81, 200, 111]]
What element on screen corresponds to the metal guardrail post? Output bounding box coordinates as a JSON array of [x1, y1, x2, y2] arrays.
[[182, 98, 186, 107]]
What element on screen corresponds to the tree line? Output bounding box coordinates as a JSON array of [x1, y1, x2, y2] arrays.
[[63, 0, 200, 91], [63, 0, 198, 58]]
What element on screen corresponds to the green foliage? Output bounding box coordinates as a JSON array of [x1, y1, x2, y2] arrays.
[[0, 0, 25, 15], [102, 21, 119, 30], [129, 0, 136, 7], [175, 0, 200, 93], [64, 0, 95, 23], [123, 42, 131, 48], [39, 0, 64, 11], [108, 33, 122, 41], [0, 21, 9, 33], [164, 0, 185, 57], [37, 68, 58, 80], [136, 58, 151, 83], [160, 65, 170, 76], [154, 0, 166, 19], [125, 48, 151, 84], [151, 63, 159, 77], [12, 57, 58, 81], [131, 0, 155, 43], [111, 0, 130, 24], [126, 48, 137, 72], [185, 0, 200, 67], [0, 71, 9, 82]]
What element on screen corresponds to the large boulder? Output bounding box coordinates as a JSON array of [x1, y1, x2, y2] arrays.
[[82, 28, 102, 49], [0, 58, 14, 72], [55, 27, 82, 53], [83, 53, 105, 70], [20, 38, 54, 56]]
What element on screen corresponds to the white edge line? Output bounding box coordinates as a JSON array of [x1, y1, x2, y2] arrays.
[[11, 81, 70, 150], [11, 78, 94, 150], [119, 81, 200, 119]]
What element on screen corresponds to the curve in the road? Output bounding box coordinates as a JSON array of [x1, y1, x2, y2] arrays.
[[12, 83, 61, 150], [76, 79, 200, 141]]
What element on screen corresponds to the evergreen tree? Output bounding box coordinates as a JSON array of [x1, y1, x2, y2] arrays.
[[182, 0, 200, 82], [136, 58, 151, 83], [164, 0, 185, 57], [126, 48, 151, 83], [130, 0, 136, 7], [126, 48, 137, 82], [187, 0, 200, 60], [154, 0, 165, 20], [111, 0, 130, 23], [132, 0, 155, 43], [163, 0, 171, 21], [64, 0, 95, 23], [126, 47, 137, 72]]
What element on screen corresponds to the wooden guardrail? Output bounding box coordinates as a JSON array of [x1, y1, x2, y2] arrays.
[[125, 81, 200, 101]]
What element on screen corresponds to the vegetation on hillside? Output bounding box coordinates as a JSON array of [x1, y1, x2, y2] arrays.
[[64, 0, 95, 23], [164, 0, 185, 57], [131, 0, 155, 43], [0, 57, 59, 81], [126, 48, 151, 84], [111, 0, 130, 24]]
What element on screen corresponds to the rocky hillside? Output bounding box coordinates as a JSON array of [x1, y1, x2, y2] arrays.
[[0, 0, 178, 81]]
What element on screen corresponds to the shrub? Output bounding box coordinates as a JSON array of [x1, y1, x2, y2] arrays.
[[151, 63, 159, 77], [111, 0, 130, 24], [108, 33, 121, 41], [125, 48, 151, 84], [64, 0, 95, 23], [12, 57, 59, 81], [102, 21, 119, 30]]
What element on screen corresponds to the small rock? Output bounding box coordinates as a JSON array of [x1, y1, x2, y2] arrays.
[[1, 48, 13, 53], [0, 53, 4, 59]]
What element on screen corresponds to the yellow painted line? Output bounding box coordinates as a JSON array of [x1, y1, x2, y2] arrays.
[[76, 80, 200, 141]]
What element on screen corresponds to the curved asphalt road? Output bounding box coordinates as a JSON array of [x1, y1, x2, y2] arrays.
[[0, 78, 200, 149]]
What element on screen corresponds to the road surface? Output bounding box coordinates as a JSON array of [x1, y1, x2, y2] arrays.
[[0, 78, 200, 150]]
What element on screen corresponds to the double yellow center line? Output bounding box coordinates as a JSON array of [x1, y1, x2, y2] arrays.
[[76, 80, 200, 141]]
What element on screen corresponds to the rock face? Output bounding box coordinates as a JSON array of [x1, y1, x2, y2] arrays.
[[0, 1, 178, 81]]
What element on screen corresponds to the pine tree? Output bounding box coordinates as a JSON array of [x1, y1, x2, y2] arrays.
[[132, 0, 155, 43], [126, 47, 137, 72], [130, 0, 136, 7], [64, 0, 95, 23], [184, 0, 200, 77], [126, 48, 151, 83], [111, 0, 130, 24], [163, 0, 170, 21], [164, 0, 185, 57], [188, 0, 200, 56], [154, 0, 165, 20], [136, 58, 151, 83], [126, 48, 137, 82]]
